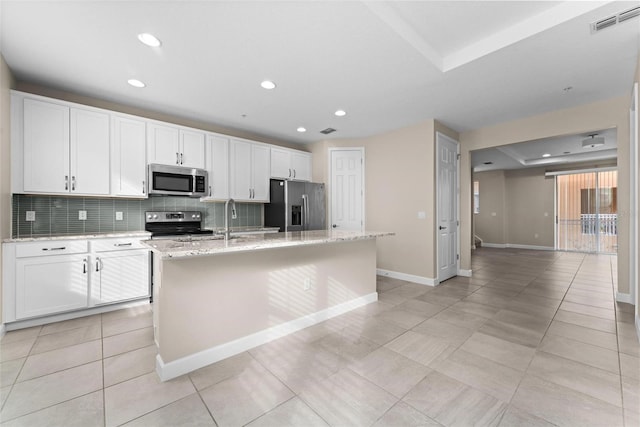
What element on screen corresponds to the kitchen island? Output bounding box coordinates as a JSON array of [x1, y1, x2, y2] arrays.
[[143, 230, 392, 381]]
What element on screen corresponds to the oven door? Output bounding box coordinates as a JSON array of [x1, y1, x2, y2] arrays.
[[148, 164, 207, 197]]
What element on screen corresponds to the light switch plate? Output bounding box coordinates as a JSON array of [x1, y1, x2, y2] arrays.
[[26, 211, 36, 222], [115, 211, 124, 221], [417, 211, 426, 219], [78, 210, 87, 220]]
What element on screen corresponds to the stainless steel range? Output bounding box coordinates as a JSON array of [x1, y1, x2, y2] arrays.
[[145, 211, 214, 239]]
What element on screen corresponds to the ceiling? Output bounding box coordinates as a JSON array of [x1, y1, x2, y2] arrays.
[[1, 1, 639, 146]]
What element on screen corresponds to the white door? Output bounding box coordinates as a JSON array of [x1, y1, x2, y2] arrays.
[[95, 250, 150, 304], [330, 148, 364, 231], [291, 152, 312, 181], [23, 98, 70, 193], [251, 143, 271, 201], [179, 129, 206, 168], [229, 139, 252, 200], [112, 116, 147, 197], [270, 148, 291, 179], [70, 108, 110, 195], [148, 123, 180, 166], [436, 133, 459, 282], [206, 135, 229, 200]]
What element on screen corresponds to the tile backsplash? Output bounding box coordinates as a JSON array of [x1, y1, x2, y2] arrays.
[[11, 194, 263, 238]]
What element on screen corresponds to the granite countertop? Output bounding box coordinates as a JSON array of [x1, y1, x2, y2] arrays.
[[142, 230, 394, 259], [3, 231, 152, 243]]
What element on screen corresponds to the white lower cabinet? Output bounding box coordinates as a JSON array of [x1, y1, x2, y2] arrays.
[[3, 237, 150, 323], [15, 254, 89, 319], [92, 249, 150, 305]]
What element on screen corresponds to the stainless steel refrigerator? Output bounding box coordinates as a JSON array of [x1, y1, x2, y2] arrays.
[[265, 179, 326, 232]]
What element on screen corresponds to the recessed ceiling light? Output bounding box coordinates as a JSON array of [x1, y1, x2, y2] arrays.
[[297, 127, 307, 133], [542, 153, 551, 158], [261, 80, 276, 90], [137, 33, 161, 47], [127, 79, 146, 88], [335, 110, 346, 117]]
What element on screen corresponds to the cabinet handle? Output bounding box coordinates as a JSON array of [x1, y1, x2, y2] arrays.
[[95, 257, 100, 272], [83, 258, 87, 274], [71, 176, 76, 191], [64, 175, 69, 190], [288, 169, 292, 178], [180, 153, 184, 165], [293, 169, 296, 178], [176, 152, 180, 164], [142, 180, 145, 194], [209, 186, 212, 197], [42, 246, 66, 251], [114, 243, 132, 247]]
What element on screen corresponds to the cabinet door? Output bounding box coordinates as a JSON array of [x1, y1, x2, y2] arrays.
[[112, 116, 147, 197], [270, 148, 291, 179], [206, 135, 229, 200], [15, 254, 88, 319], [291, 152, 312, 182], [251, 143, 271, 201], [70, 108, 110, 195], [95, 250, 150, 304], [147, 123, 180, 166], [23, 98, 70, 193], [229, 139, 252, 200], [180, 129, 206, 169]]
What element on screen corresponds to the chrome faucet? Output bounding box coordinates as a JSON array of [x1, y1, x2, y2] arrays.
[[224, 198, 237, 240]]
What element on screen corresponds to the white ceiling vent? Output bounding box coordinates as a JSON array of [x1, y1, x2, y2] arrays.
[[592, 6, 640, 33], [320, 128, 336, 135]]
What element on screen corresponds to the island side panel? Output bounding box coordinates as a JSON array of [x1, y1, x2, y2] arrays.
[[157, 238, 376, 363]]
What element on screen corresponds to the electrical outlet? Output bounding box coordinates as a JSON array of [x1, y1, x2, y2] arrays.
[[78, 210, 87, 220], [417, 211, 426, 219], [115, 211, 124, 221], [26, 211, 36, 222], [303, 278, 311, 291]]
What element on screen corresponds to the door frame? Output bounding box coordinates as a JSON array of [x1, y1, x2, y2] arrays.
[[629, 82, 638, 309], [328, 147, 365, 231], [436, 132, 461, 283]]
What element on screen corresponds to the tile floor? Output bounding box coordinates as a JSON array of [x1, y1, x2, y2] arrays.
[[0, 247, 638, 426]]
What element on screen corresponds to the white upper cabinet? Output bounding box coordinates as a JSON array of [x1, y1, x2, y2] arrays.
[[22, 97, 110, 195], [270, 147, 312, 181], [111, 115, 147, 197], [23, 98, 70, 193], [147, 122, 205, 169], [230, 139, 270, 202], [70, 108, 110, 195], [202, 134, 229, 200]]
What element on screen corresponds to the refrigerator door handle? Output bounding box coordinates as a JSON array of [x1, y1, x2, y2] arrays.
[[302, 194, 308, 229]]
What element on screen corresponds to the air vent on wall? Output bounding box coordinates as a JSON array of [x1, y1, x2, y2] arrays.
[[320, 128, 336, 135], [592, 5, 640, 33]]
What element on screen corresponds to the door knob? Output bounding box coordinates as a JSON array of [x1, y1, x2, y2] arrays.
[[332, 224, 338, 228]]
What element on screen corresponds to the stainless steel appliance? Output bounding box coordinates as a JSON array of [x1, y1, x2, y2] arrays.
[[145, 211, 214, 239], [148, 164, 208, 197], [264, 179, 326, 232]]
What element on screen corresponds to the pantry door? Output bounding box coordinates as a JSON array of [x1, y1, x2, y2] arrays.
[[329, 148, 364, 231], [436, 133, 459, 283]]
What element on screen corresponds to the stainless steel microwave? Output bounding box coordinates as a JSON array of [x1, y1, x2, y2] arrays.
[[148, 164, 208, 197]]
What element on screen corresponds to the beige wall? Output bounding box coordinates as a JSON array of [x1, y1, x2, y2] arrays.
[[473, 170, 507, 245], [0, 55, 16, 328], [310, 120, 458, 281], [634, 53, 640, 311], [460, 95, 631, 294], [14, 82, 306, 152]]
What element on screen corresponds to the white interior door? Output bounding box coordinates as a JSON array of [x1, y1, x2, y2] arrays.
[[330, 148, 364, 231], [436, 133, 459, 282]]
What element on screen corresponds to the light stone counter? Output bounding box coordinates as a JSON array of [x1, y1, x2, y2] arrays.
[[142, 229, 394, 259], [3, 231, 151, 243]]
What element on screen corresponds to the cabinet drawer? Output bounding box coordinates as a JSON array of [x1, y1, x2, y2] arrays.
[[91, 237, 146, 252], [15, 240, 89, 258]]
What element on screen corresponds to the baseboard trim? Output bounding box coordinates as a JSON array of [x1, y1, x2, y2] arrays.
[[458, 269, 472, 277], [156, 292, 378, 381], [481, 243, 554, 251], [377, 269, 437, 286], [616, 292, 634, 304], [0, 324, 5, 340]]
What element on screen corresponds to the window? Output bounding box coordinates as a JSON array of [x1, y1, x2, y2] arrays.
[[580, 187, 617, 235], [473, 181, 480, 214]]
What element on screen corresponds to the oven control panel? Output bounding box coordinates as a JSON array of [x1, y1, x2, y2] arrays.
[[145, 211, 202, 223]]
